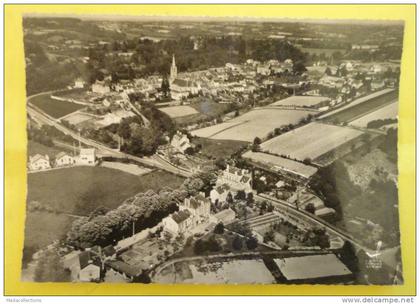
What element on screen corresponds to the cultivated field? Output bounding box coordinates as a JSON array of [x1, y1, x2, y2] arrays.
[[63, 112, 95, 125], [320, 89, 397, 123], [159, 105, 199, 118], [270, 96, 330, 108], [242, 151, 318, 179], [192, 108, 313, 142], [27, 167, 185, 216], [260, 122, 364, 161], [29, 93, 85, 119], [193, 137, 248, 159], [349, 102, 398, 128]]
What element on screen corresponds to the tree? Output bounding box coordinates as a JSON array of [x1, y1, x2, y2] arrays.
[[253, 137, 262, 145], [305, 203, 316, 214], [232, 235, 243, 250], [303, 157, 312, 165], [34, 249, 71, 282], [246, 192, 254, 206], [293, 61, 307, 74], [246, 237, 258, 249], [214, 222, 225, 234], [235, 190, 246, 201], [226, 192, 234, 204], [161, 75, 171, 99], [193, 239, 205, 254]]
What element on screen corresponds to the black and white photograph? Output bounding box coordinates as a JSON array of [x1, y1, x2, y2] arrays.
[[22, 14, 403, 285]]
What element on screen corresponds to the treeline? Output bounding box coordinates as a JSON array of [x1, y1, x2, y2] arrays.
[[28, 124, 77, 146], [367, 118, 398, 129], [87, 36, 307, 83], [66, 171, 216, 248], [66, 188, 183, 248]]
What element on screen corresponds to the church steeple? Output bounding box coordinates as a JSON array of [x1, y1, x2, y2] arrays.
[[170, 54, 177, 83]]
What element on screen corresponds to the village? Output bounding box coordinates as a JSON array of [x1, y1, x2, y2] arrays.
[[23, 17, 402, 285]]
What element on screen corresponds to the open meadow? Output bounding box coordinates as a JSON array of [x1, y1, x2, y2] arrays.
[[29, 93, 85, 119], [192, 108, 313, 142], [159, 105, 199, 118], [260, 122, 364, 161], [27, 166, 185, 216], [349, 102, 398, 128]]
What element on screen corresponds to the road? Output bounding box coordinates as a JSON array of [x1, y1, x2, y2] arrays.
[[27, 94, 193, 177], [255, 193, 375, 254]]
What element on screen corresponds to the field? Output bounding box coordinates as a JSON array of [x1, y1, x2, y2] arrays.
[[191, 108, 313, 142], [63, 112, 95, 125], [173, 100, 233, 126], [155, 258, 275, 284], [260, 122, 364, 161], [349, 102, 398, 128], [27, 167, 185, 216], [299, 47, 347, 56], [193, 137, 248, 159], [159, 105, 199, 118], [270, 96, 329, 108], [320, 89, 397, 123], [29, 93, 85, 118], [242, 151, 318, 179], [28, 140, 67, 158]]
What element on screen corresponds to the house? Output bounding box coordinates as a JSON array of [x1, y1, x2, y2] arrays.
[[210, 183, 231, 204], [74, 78, 85, 88], [162, 209, 193, 235], [91, 80, 111, 94], [170, 131, 192, 154], [28, 154, 51, 171], [54, 152, 75, 167], [210, 208, 236, 224], [181, 193, 211, 220], [163, 194, 211, 235], [216, 164, 253, 193], [78, 251, 101, 282], [78, 148, 96, 166]]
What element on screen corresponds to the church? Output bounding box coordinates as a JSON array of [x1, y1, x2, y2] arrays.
[[169, 55, 201, 101]]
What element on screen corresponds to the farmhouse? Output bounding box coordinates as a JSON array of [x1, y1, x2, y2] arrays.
[[216, 165, 252, 193], [78, 148, 96, 166], [54, 152, 75, 167], [170, 131, 192, 154], [28, 154, 51, 171], [78, 250, 101, 282]]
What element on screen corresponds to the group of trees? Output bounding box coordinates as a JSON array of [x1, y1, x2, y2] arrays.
[[66, 188, 184, 248], [28, 124, 77, 147]]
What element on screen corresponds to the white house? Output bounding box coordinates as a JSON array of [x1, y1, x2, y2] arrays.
[[74, 78, 85, 89], [28, 154, 51, 171], [163, 194, 211, 235], [170, 131, 192, 154], [55, 152, 75, 167], [78, 148, 96, 166], [162, 209, 192, 235], [216, 164, 252, 193]]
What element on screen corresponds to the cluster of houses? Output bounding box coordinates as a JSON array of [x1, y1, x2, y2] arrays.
[[28, 148, 96, 172]]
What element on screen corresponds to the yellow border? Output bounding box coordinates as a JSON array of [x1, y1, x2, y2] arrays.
[[5, 4, 416, 296]]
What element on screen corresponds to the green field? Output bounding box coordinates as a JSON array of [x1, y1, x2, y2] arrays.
[[29, 93, 84, 118], [27, 166, 185, 216], [174, 100, 233, 126], [27, 140, 73, 159], [193, 137, 248, 159]]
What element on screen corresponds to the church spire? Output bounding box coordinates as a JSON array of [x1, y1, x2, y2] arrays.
[[170, 54, 177, 83]]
